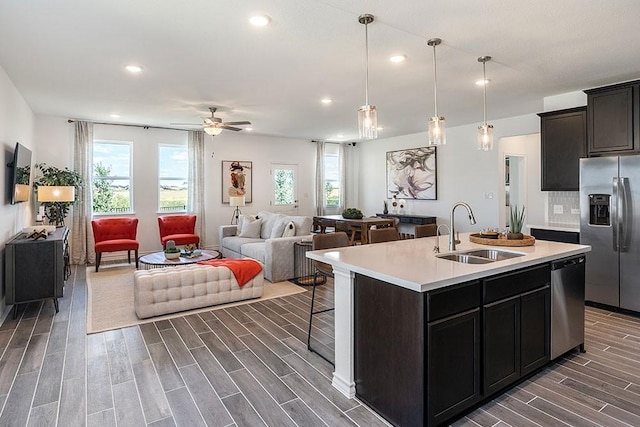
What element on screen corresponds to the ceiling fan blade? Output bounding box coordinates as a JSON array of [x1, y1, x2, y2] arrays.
[[221, 125, 243, 132], [222, 121, 251, 126]]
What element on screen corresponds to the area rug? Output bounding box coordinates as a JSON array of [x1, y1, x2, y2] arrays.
[[86, 264, 307, 334]]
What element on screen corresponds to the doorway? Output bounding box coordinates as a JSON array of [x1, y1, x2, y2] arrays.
[[504, 155, 526, 228], [270, 163, 299, 215]]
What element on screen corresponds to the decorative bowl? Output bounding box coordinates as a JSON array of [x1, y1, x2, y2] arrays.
[[164, 251, 180, 260]]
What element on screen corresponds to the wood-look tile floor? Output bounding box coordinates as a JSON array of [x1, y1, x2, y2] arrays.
[[0, 265, 639, 426]]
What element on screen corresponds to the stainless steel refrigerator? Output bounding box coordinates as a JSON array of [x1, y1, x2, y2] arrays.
[[580, 155, 640, 311]]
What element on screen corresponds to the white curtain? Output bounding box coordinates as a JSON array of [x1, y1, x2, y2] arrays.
[[315, 140, 326, 216], [339, 143, 348, 210], [71, 121, 94, 264], [188, 130, 206, 246]]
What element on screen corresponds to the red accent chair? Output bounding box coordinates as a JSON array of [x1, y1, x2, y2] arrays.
[[158, 215, 200, 248], [91, 218, 140, 272]]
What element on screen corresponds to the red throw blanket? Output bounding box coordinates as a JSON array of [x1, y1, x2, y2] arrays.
[[197, 259, 263, 287]]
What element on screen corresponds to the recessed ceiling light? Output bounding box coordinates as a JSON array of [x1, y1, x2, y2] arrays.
[[475, 79, 490, 86], [389, 54, 406, 63], [249, 14, 271, 26], [377, 126, 384, 131], [110, 114, 120, 119], [125, 65, 143, 73], [245, 127, 253, 132], [337, 134, 344, 138], [321, 98, 333, 104]]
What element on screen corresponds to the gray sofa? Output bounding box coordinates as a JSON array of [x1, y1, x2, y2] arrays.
[[219, 211, 313, 282]]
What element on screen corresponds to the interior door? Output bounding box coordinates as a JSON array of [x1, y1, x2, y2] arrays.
[[270, 163, 299, 215]]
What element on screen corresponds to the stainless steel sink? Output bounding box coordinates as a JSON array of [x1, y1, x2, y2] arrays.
[[436, 253, 494, 264], [436, 249, 525, 264], [462, 249, 525, 261]]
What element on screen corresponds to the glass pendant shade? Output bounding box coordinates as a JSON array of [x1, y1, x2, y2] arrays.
[[357, 14, 377, 140], [358, 104, 377, 139], [477, 124, 494, 151], [477, 55, 494, 150], [427, 38, 445, 146], [428, 116, 446, 146]]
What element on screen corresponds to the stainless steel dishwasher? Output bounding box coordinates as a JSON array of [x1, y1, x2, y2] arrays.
[[551, 255, 586, 359]]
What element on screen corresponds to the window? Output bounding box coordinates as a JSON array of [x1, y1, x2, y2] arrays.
[[159, 144, 188, 212], [323, 143, 340, 207], [272, 163, 297, 207], [93, 141, 132, 214]]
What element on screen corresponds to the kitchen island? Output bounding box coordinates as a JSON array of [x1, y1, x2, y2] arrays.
[[307, 232, 590, 426]]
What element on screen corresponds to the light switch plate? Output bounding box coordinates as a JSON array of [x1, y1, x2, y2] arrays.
[[553, 205, 564, 214]]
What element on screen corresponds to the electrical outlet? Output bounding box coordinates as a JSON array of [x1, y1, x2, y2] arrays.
[[553, 205, 564, 214], [571, 208, 580, 215]]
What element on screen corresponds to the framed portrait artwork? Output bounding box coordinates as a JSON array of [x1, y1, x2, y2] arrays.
[[222, 160, 252, 203], [386, 147, 437, 200]]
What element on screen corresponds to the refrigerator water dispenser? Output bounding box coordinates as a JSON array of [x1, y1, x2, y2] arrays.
[[588, 194, 610, 226]]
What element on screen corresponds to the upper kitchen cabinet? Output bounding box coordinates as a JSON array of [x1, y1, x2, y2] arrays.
[[585, 81, 640, 156], [538, 107, 587, 191]]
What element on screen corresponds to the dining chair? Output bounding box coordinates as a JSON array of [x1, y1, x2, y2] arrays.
[[91, 217, 139, 272], [307, 231, 350, 365], [414, 223, 438, 238], [368, 227, 400, 244]]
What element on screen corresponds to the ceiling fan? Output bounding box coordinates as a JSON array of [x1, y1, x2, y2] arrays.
[[172, 107, 251, 135]]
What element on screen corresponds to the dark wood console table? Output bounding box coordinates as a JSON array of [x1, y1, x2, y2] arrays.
[[4, 227, 69, 317], [376, 213, 437, 224]]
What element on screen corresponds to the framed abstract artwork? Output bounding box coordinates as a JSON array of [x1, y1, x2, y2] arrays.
[[386, 147, 437, 200], [222, 160, 252, 203]]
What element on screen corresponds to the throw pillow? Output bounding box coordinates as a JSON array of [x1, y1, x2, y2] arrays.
[[236, 215, 257, 235], [238, 217, 262, 238], [270, 217, 287, 239], [281, 221, 296, 238]]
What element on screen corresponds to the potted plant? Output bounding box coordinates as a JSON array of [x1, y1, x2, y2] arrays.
[[508, 205, 526, 240], [342, 208, 364, 219], [33, 163, 82, 226], [164, 240, 181, 260]]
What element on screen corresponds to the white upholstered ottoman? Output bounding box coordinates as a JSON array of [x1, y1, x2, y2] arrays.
[[133, 263, 264, 319]]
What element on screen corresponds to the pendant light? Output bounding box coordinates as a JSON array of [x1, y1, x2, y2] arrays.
[[477, 56, 494, 151], [357, 14, 377, 140], [427, 38, 445, 146]]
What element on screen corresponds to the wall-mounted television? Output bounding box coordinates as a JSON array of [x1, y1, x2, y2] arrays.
[[8, 142, 32, 204]]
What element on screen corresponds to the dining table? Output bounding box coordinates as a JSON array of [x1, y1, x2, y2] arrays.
[[313, 215, 396, 245]]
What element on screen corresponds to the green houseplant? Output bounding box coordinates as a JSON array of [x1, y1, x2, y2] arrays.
[[508, 205, 526, 240], [33, 163, 82, 226], [342, 207, 364, 219]]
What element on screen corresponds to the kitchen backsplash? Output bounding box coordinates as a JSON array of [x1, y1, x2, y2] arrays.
[[548, 191, 580, 224]]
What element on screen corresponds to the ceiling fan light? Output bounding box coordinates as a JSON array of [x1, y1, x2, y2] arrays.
[[204, 126, 222, 136], [358, 104, 377, 139]]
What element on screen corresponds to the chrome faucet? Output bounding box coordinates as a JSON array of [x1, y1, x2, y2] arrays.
[[449, 202, 477, 251], [433, 224, 450, 253]]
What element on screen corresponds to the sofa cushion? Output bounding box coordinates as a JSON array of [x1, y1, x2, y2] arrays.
[[257, 211, 287, 239], [289, 216, 313, 236], [222, 236, 263, 253], [270, 217, 288, 238], [239, 217, 262, 238], [240, 242, 266, 263]]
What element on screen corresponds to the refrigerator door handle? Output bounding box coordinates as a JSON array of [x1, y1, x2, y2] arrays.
[[620, 177, 630, 252], [613, 177, 619, 251]]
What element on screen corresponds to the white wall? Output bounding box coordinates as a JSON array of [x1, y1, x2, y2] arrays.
[[34, 117, 316, 255], [356, 114, 541, 233], [0, 65, 35, 315]]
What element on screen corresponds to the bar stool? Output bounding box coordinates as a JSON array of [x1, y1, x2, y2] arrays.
[[307, 231, 350, 365]]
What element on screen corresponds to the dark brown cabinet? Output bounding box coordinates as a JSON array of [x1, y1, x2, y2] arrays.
[[586, 81, 640, 156], [483, 264, 550, 396], [538, 107, 586, 190], [530, 227, 580, 244], [4, 227, 68, 316]]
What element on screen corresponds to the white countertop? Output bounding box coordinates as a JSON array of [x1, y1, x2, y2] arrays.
[[528, 223, 580, 233], [307, 232, 590, 293]]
